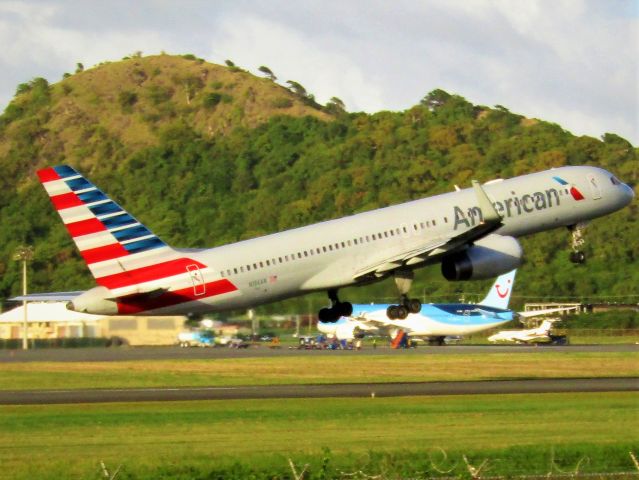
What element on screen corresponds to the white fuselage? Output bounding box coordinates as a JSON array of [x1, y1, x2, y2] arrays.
[[144, 166, 633, 315]]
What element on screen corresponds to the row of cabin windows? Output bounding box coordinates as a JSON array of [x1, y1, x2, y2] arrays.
[[220, 217, 444, 278], [221, 190, 578, 277]]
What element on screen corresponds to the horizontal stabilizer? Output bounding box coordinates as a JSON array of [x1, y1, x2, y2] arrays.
[[10, 292, 84, 302]]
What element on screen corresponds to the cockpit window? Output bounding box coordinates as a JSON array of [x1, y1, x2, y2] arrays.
[[611, 176, 621, 186]]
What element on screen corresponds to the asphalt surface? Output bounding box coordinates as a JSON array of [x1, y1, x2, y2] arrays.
[[1, 344, 636, 362], [0, 377, 636, 405]]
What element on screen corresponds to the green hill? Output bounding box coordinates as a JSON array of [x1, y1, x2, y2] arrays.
[[0, 54, 636, 313]]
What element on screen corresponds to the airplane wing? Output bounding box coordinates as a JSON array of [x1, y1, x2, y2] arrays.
[[10, 292, 84, 302], [354, 180, 503, 280], [516, 306, 578, 318]]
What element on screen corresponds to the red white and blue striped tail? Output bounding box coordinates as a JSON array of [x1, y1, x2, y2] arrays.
[[37, 166, 183, 290]]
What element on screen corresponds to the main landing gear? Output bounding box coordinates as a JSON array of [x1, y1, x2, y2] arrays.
[[386, 269, 422, 320], [568, 223, 587, 264], [318, 289, 353, 323]]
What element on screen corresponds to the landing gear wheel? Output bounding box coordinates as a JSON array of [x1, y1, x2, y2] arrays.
[[407, 298, 421, 314], [318, 291, 353, 323], [337, 301, 353, 317], [387, 305, 400, 320], [568, 223, 587, 265], [396, 305, 409, 320], [569, 251, 586, 264], [319, 307, 336, 323]]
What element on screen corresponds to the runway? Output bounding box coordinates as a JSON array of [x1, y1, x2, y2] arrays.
[[1, 377, 636, 405], [1, 344, 636, 363]]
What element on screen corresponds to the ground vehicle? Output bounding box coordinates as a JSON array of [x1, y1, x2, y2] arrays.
[[177, 330, 215, 347]]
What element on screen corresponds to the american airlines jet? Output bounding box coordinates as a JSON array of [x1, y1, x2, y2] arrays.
[[24, 165, 633, 321]]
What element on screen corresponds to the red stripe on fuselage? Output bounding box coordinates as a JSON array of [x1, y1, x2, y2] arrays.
[[80, 243, 129, 264], [570, 187, 585, 201], [66, 218, 107, 237], [97, 258, 207, 289], [116, 279, 237, 315], [37, 167, 61, 183], [51, 192, 84, 210]]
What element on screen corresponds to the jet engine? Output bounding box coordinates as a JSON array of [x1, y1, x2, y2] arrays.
[[67, 286, 118, 315], [441, 234, 522, 281]]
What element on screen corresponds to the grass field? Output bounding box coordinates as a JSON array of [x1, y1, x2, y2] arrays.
[[1, 351, 637, 391], [0, 392, 637, 479]]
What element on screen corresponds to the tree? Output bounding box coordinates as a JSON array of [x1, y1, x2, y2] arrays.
[[75, 63, 84, 74], [326, 96, 346, 114], [258, 65, 276, 81], [421, 89, 451, 111], [286, 80, 307, 98]]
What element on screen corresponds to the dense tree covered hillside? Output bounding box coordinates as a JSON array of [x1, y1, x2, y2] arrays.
[[0, 55, 636, 312]]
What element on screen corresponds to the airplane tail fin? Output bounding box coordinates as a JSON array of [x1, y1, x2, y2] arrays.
[[479, 269, 517, 309], [37, 165, 189, 292]]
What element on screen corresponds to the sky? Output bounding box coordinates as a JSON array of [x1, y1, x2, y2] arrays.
[[0, 0, 637, 144]]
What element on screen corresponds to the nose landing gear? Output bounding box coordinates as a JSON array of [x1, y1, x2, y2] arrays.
[[386, 269, 422, 320], [568, 223, 587, 264]]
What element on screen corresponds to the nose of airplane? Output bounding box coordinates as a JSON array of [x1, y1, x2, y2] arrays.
[[621, 182, 635, 206]]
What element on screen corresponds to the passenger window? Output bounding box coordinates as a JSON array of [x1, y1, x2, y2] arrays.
[[354, 239, 358, 245], [234, 268, 238, 274], [259, 262, 264, 268], [247, 265, 251, 271], [266, 260, 270, 266]]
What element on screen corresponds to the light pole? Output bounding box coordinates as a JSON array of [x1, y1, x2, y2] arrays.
[[13, 245, 33, 350]]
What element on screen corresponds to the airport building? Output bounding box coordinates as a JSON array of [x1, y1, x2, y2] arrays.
[[0, 302, 186, 346]]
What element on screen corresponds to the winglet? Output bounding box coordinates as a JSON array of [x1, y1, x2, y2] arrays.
[[472, 180, 501, 224]]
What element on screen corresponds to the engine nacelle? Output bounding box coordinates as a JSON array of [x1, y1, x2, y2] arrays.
[[68, 286, 118, 315], [441, 234, 522, 281]]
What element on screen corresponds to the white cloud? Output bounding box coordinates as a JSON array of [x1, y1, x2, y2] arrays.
[[207, 15, 386, 112], [0, 0, 636, 143]]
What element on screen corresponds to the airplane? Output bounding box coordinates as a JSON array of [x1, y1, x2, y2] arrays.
[[317, 270, 574, 344], [18, 164, 633, 320], [487, 318, 562, 344]]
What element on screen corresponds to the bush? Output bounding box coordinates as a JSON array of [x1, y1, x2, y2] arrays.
[[271, 97, 293, 109], [118, 90, 138, 112], [203, 92, 222, 109]]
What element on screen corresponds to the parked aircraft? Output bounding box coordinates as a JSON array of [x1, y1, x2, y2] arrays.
[[21, 165, 633, 319], [317, 270, 572, 344], [487, 319, 561, 344]]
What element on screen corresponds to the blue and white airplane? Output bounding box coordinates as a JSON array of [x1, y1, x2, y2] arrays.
[[318, 270, 571, 344]]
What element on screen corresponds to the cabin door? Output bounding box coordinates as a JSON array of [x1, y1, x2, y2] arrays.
[[186, 264, 206, 296], [587, 174, 601, 200]]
